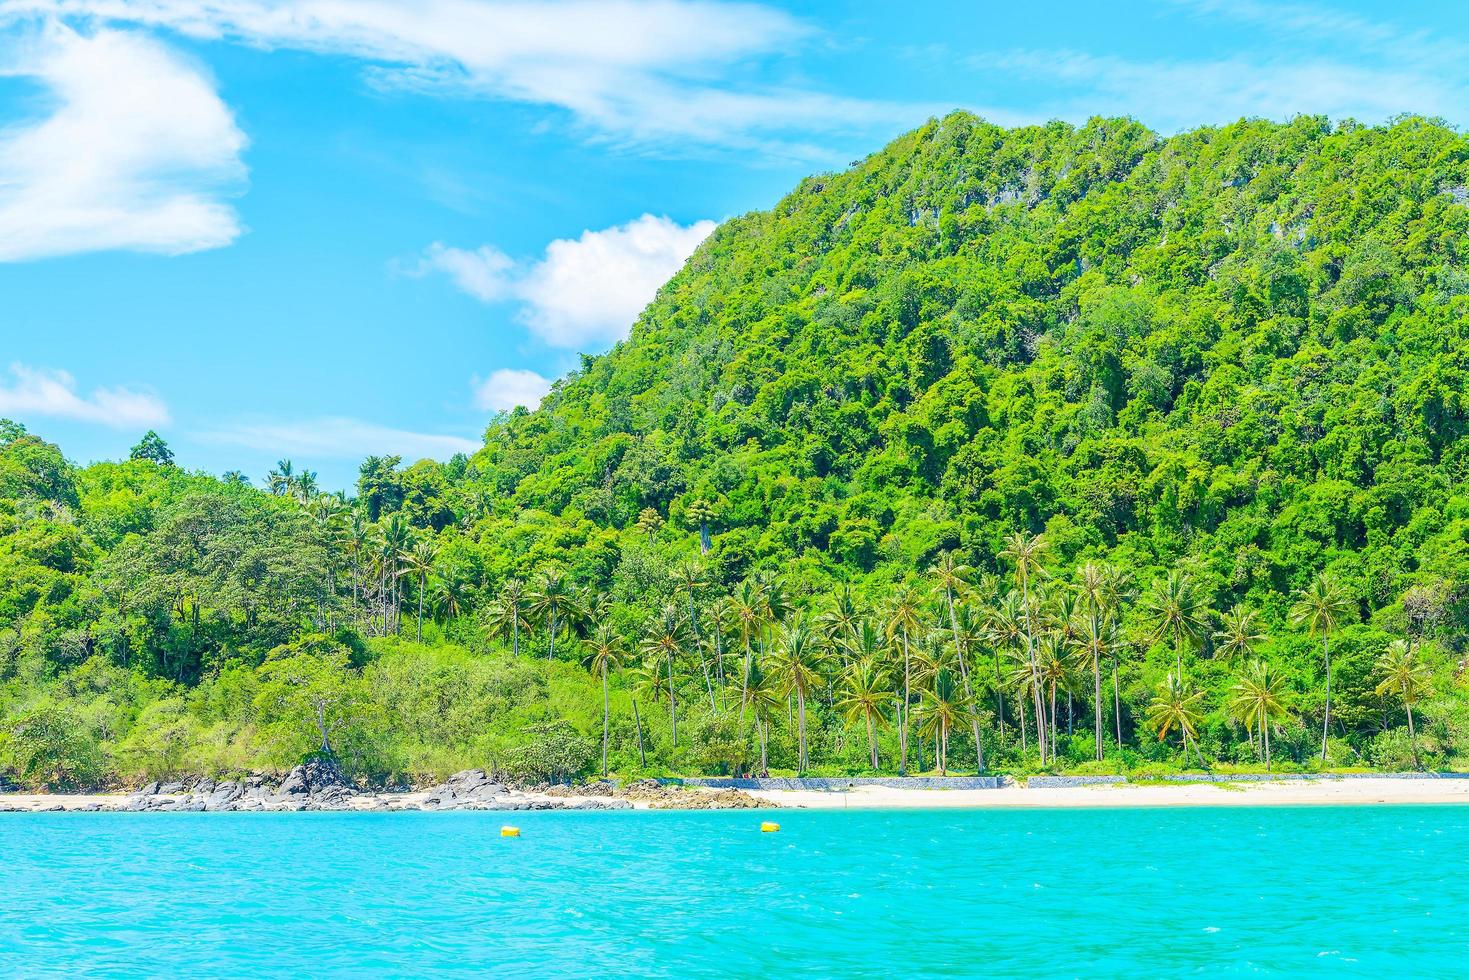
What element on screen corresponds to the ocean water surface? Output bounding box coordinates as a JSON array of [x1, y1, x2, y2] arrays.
[[3, 805, 1466, 977]]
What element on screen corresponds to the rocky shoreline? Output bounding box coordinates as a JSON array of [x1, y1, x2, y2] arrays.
[[0, 761, 773, 813]]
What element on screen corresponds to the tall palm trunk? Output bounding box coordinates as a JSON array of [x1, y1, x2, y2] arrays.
[[865, 713, 879, 769], [1111, 654, 1123, 749], [1020, 579, 1048, 762], [796, 688, 808, 773], [416, 575, 425, 642], [667, 652, 678, 746], [1320, 637, 1332, 763], [547, 609, 557, 662], [512, 614, 520, 657], [632, 699, 646, 766], [945, 591, 985, 772], [899, 631, 911, 775], [1093, 655, 1103, 761], [1407, 702, 1419, 769], [1263, 718, 1271, 771], [601, 668, 610, 777]]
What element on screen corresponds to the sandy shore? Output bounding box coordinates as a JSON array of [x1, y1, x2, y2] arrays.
[[749, 778, 1469, 809]]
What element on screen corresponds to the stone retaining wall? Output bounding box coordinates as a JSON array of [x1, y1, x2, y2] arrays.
[[1028, 772, 1469, 787], [676, 776, 1004, 791]]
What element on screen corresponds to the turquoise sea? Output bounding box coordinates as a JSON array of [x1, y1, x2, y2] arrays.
[[3, 805, 1466, 977]]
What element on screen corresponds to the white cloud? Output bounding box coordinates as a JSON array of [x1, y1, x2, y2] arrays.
[[199, 416, 479, 460], [472, 368, 552, 412], [425, 213, 715, 348], [0, 22, 247, 261], [5, 1, 930, 158], [0, 363, 170, 427]]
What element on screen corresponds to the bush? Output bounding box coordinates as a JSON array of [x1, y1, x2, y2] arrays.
[[497, 722, 593, 784], [0, 704, 109, 790]]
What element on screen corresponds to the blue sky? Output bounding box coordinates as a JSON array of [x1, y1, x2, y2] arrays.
[[1, 0, 1465, 489]]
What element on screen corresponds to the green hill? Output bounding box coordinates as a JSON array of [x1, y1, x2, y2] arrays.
[[3, 113, 1469, 787]]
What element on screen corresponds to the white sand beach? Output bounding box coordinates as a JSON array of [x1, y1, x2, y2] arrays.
[[750, 778, 1469, 809]]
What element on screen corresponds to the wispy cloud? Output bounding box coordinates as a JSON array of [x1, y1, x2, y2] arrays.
[[0, 21, 247, 261], [0, 363, 170, 427], [421, 213, 716, 348], [472, 368, 552, 413], [5, 1, 934, 160], [199, 416, 479, 460]]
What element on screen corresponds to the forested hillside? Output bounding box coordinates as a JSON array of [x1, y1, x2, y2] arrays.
[[4, 112, 1469, 788]]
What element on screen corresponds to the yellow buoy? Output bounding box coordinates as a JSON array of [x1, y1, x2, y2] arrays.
[[760, 821, 780, 833], [501, 826, 520, 837]]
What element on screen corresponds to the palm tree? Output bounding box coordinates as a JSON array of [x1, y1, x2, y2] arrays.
[[915, 668, 971, 775], [378, 514, 412, 635], [583, 623, 625, 777], [838, 658, 891, 770], [732, 579, 765, 715], [528, 568, 578, 661], [1376, 639, 1432, 768], [345, 510, 371, 627], [736, 659, 780, 774], [1036, 635, 1071, 761], [1227, 660, 1290, 770], [1000, 531, 1050, 763], [932, 552, 986, 771], [401, 538, 438, 642], [818, 586, 863, 661], [1143, 569, 1211, 681], [1290, 572, 1353, 763], [628, 660, 667, 768], [1214, 605, 1267, 661], [671, 560, 715, 708], [884, 584, 924, 774], [641, 604, 687, 746], [706, 595, 734, 686], [1146, 673, 1205, 764], [985, 591, 1025, 744], [268, 458, 295, 496], [432, 569, 470, 624], [1070, 586, 1122, 762], [486, 578, 528, 656], [769, 617, 826, 773]]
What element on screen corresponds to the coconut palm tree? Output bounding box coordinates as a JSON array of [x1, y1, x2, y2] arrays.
[[985, 591, 1025, 743], [528, 568, 578, 662], [731, 579, 765, 715], [1000, 531, 1050, 763], [1146, 673, 1205, 764], [1376, 639, 1432, 768], [1214, 605, 1267, 661], [818, 586, 863, 660], [1290, 572, 1353, 763], [583, 623, 625, 777], [400, 538, 438, 642], [432, 567, 470, 624], [641, 604, 687, 746], [915, 668, 971, 775], [378, 514, 412, 634], [1142, 568, 1211, 681], [736, 659, 781, 774], [627, 660, 668, 767], [671, 560, 715, 707], [932, 552, 986, 770], [838, 658, 891, 770], [769, 617, 826, 773], [486, 578, 528, 656], [884, 584, 925, 774], [1036, 635, 1072, 762], [1070, 589, 1122, 762], [1227, 660, 1291, 770]]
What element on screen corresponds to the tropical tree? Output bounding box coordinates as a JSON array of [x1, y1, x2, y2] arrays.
[[1000, 531, 1050, 763], [635, 507, 664, 543], [486, 578, 528, 656], [1146, 673, 1205, 764], [883, 583, 925, 774], [685, 498, 716, 554], [1290, 572, 1353, 763], [837, 658, 890, 770], [377, 514, 412, 634], [671, 560, 715, 707], [1214, 605, 1267, 661], [1375, 639, 1432, 768], [768, 617, 826, 773], [1142, 569, 1210, 681], [401, 538, 438, 642], [528, 568, 578, 661], [583, 623, 625, 777], [915, 668, 971, 774], [1227, 660, 1291, 769], [641, 604, 687, 746], [736, 659, 780, 774], [1070, 580, 1122, 761], [932, 552, 985, 770]]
